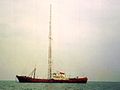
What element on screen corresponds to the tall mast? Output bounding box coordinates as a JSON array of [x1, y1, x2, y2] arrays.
[[48, 4, 52, 79]]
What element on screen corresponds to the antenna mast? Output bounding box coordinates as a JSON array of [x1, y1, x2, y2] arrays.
[[48, 4, 52, 79]]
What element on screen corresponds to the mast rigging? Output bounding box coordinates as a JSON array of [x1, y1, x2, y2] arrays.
[[48, 4, 52, 79]]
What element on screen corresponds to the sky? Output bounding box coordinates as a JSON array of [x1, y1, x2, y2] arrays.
[[0, 0, 120, 81]]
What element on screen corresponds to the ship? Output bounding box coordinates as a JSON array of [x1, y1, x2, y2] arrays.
[[16, 4, 88, 83]]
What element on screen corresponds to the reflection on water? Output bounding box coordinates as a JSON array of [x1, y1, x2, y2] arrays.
[[0, 81, 120, 90]]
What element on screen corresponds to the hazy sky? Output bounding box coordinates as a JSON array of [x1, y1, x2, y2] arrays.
[[0, 0, 120, 81]]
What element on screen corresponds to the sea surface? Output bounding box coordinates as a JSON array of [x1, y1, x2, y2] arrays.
[[0, 81, 120, 90]]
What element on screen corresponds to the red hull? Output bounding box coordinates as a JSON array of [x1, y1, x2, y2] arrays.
[[16, 75, 88, 83]]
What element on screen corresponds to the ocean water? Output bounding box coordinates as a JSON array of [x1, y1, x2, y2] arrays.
[[0, 81, 120, 90]]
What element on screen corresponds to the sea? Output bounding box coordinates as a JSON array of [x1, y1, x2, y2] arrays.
[[0, 81, 120, 90]]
